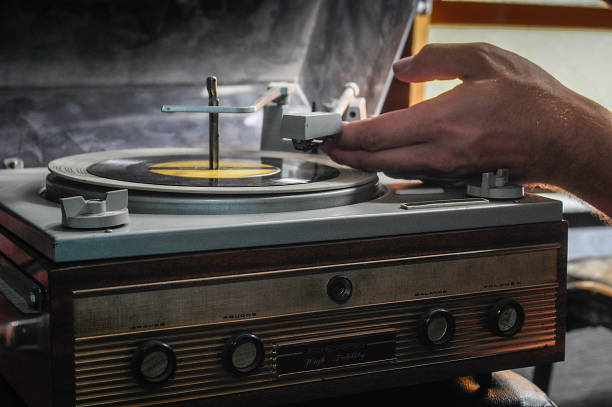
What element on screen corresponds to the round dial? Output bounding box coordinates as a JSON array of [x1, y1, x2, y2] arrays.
[[132, 340, 176, 387], [223, 332, 264, 375], [419, 308, 455, 346], [488, 298, 525, 337], [327, 276, 353, 303]]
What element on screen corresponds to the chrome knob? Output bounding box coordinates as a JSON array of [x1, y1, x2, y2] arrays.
[[222, 332, 264, 375], [419, 308, 455, 346], [132, 340, 176, 387], [488, 299, 525, 337]]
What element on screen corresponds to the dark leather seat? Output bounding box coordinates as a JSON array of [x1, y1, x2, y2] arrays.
[[1, 370, 555, 407], [287, 371, 556, 407], [534, 267, 612, 393]]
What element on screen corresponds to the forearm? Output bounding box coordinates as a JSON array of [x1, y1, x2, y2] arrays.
[[553, 97, 612, 217]]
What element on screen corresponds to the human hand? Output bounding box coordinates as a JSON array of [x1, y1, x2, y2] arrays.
[[323, 42, 612, 192]]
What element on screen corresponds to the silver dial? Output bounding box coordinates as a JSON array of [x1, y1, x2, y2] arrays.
[[223, 332, 264, 375], [419, 308, 455, 346], [232, 341, 259, 372], [132, 340, 176, 387], [141, 350, 170, 380], [488, 299, 525, 337], [498, 307, 518, 333], [427, 315, 448, 343]]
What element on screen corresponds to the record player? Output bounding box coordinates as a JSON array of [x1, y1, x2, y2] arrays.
[[0, 75, 567, 407], [0, 2, 565, 406]]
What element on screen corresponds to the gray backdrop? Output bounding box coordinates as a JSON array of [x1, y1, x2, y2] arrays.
[[0, 0, 416, 167]]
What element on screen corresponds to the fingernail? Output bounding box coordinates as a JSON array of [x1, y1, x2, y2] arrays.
[[393, 56, 413, 74]]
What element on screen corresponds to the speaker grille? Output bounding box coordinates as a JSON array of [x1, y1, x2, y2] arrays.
[[74, 285, 559, 407]]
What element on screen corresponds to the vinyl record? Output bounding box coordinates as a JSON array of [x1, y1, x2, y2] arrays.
[[86, 155, 340, 188], [47, 148, 378, 195]]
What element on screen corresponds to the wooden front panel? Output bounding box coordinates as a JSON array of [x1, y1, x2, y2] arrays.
[[49, 221, 567, 406], [0, 227, 52, 407]]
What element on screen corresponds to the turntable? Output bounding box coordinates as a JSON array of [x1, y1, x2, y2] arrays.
[[0, 73, 568, 407]]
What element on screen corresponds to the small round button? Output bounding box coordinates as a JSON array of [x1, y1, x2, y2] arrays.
[[132, 340, 176, 387], [327, 276, 353, 303], [488, 298, 525, 337], [419, 308, 455, 346], [222, 332, 264, 375]]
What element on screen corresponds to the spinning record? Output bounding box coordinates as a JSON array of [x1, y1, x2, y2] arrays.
[[47, 148, 378, 195], [86, 155, 340, 188]]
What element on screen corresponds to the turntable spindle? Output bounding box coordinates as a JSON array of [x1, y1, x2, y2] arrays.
[[207, 76, 220, 171]]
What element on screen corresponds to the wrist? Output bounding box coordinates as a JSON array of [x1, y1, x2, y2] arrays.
[[554, 98, 612, 216]]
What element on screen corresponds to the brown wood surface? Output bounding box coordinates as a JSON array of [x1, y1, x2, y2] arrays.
[[41, 221, 567, 406], [380, 28, 412, 113], [408, 13, 431, 107], [0, 296, 52, 407], [0, 227, 51, 290], [381, 13, 430, 112], [556, 220, 568, 366], [0, 227, 52, 407], [51, 221, 567, 288], [381, 9, 431, 112], [431, 0, 612, 29], [0, 221, 568, 406]]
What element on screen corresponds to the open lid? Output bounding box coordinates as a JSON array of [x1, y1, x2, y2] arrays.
[[1, 0, 415, 114], [0, 0, 416, 166]]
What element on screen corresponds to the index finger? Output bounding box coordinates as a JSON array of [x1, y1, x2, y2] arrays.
[[333, 93, 445, 152], [393, 42, 503, 83]]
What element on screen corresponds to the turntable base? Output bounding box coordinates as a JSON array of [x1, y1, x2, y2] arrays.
[[0, 158, 567, 407], [0, 166, 563, 263]]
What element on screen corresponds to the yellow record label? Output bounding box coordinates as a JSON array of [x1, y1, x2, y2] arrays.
[[149, 160, 280, 179]]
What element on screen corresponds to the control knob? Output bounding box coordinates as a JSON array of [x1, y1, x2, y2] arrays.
[[327, 276, 353, 303], [419, 308, 455, 346], [222, 332, 265, 375], [132, 340, 176, 387], [488, 298, 525, 337]]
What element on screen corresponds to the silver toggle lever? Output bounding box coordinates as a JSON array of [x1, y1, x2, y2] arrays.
[[162, 80, 295, 164], [162, 82, 294, 114]]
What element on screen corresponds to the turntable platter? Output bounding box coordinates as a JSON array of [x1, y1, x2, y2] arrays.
[[86, 154, 340, 188], [48, 148, 376, 194], [45, 148, 380, 214]]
